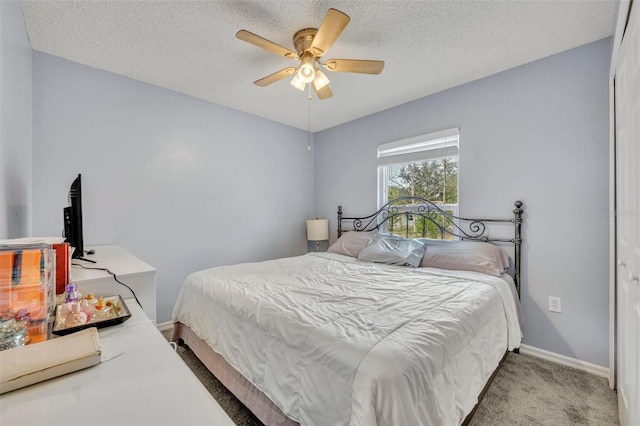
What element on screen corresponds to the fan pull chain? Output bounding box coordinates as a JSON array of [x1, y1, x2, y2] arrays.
[[308, 86, 312, 151]]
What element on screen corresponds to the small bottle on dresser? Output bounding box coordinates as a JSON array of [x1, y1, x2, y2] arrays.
[[65, 283, 78, 303]]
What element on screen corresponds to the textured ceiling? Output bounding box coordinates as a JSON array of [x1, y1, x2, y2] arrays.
[[21, 0, 616, 132]]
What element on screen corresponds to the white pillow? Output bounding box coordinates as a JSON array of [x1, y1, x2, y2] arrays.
[[327, 231, 377, 258], [357, 237, 426, 267], [419, 240, 509, 276]]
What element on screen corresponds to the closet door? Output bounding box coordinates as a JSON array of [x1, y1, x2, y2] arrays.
[[615, 3, 640, 425]]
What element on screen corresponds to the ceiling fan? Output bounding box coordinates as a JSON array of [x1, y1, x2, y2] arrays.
[[236, 8, 384, 100]]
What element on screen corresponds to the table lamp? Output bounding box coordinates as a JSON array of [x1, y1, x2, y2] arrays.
[[306, 218, 329, 252]]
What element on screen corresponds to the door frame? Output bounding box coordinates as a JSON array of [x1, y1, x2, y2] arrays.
[[609, 0, 632, 390]]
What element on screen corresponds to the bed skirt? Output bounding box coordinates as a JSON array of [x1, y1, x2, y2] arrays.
[[171, 322, 508, 426]]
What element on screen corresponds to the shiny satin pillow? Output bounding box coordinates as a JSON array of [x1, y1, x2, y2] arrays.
[[357, 237, 426, 267]]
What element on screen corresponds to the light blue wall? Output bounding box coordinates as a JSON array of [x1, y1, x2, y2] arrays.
[[314, 38, 611, 367], [31, 52, 314, 323], [8, 21, 611, 366], [0, 0, 32, 239]]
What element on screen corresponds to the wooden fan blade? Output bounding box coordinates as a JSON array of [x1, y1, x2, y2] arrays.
[[309, 9, 350, 57], [324, 59, 384, 74], [236, 30, 299, 60], [254, 67, 297, 87], [314, 84, 333, 100]]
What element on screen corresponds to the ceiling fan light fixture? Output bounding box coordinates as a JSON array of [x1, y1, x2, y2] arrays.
[[236, 8, 382, 100], [313, 70, 330, 91], [290, 74, 306, 91], [298, 53, 316, 83]]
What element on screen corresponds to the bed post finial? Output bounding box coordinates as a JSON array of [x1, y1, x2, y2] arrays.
[[513, 201, 523, 298], [514, 200, 523, 214], [337, 206, 343, 237]]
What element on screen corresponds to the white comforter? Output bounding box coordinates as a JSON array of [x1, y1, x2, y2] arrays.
[[172, 252, 522, 426]]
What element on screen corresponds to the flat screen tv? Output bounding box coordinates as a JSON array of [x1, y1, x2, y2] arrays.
[[63, 174, 94, 262]]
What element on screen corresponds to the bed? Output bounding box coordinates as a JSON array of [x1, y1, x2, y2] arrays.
[[172, 197, 524, 425]]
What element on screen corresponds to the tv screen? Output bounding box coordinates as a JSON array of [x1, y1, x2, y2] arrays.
[[63, 174, 84, 260]]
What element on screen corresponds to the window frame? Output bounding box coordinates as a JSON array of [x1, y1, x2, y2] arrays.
[[377, 127, 460, 238]]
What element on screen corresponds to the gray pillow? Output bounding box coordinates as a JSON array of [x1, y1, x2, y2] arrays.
[[419, 240, 509, 276], [327, 231, 377, 258], [357, 237, 426, 267]]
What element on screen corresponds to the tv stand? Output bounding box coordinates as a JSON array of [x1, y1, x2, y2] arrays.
[[74, 256, 97, 264]]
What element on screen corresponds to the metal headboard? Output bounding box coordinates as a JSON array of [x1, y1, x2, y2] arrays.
[[337, 197, 524, 296]]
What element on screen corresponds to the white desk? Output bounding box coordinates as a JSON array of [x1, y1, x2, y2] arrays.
[[71, 245, 157, 322], [0, 299, 234, 426]]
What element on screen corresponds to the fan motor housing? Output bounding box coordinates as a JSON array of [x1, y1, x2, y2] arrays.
[[293, 28, 318, 56]]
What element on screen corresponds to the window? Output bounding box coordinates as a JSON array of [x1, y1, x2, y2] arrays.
[[377, 128, 459, 239]]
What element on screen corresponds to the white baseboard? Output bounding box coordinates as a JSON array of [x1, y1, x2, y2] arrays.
[[156, 321, 173, 332], [519, 344, 610, 378]]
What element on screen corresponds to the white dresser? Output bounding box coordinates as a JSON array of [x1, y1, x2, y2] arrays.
[[70, 245, 157, 322], [0, 298, 234, 426]]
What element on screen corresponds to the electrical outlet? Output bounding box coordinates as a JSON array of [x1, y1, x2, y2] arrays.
[[549, 296, 562, 313]]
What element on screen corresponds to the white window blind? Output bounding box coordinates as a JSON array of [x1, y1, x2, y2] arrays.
[[377, 127, 459, 166]]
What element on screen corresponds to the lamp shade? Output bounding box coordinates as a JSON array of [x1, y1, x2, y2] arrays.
[[306, 218, 329, 241], [298, 54, 316, 84], [290, 74, 305, 91], [313, 70, 330, 91]]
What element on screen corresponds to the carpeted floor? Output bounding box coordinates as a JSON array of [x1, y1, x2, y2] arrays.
[[468, 352, 619, 426], [161, 330, 619, 425]]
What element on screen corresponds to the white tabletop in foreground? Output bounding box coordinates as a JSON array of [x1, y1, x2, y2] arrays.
[[0, 299, 234, 426]]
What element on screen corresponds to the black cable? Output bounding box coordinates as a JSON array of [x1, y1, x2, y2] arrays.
[[71, 263, 143, 310]]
